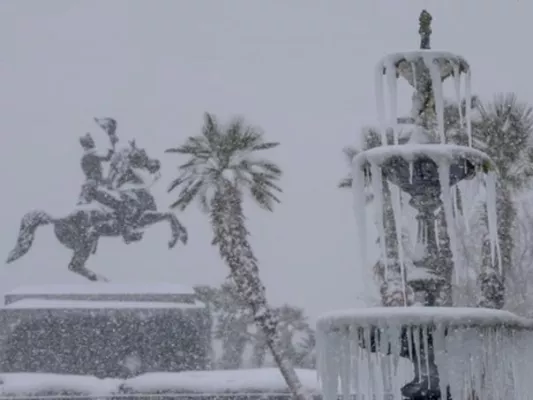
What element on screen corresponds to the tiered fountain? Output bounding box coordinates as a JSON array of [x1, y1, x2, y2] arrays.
[[317, 10, 533, 400]]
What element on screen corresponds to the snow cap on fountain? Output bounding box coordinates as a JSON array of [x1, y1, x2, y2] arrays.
[[374, 9, 473, 147]]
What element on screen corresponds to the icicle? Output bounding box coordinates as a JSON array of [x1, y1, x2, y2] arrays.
[[485, 171, 502, 274], [438, 160, 462, 284], [422, 326, 431, 385], [413, 327, 423, 383], [390, 184, 407, 305], [409, 160, 414, 184], [465, 67, 473, 147], [433, 324, 448, 398], [406, 326, 414, 364], [411, 61, 418, 91], [370, 162, 388, 275], [375, 62, 388, 145], [451, 186, 458, 219], [364, 327, 376, 399], [385, 59, 398, 144], [349, 326, 360, 397], [434, 218, 440, 252], [452, 63, 464, 130], [352, 159, 369, 277], [458, 182, 471, 233], [423, 54, 446, 143], [339, 328, 351, 400], [319, 329, 340, 400]]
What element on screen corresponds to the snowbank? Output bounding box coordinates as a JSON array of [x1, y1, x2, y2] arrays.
[[0, 369, 321, 397], [6, 283, 195, 296], [4, 298, 203, 310], [0, 373, 121, 397], [122, 368, 321, 394]]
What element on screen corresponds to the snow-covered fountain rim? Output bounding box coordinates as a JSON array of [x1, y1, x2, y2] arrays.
[[352, 144, 493, 168], [316, 307, 533, 331], [378, 50, 470, 71]]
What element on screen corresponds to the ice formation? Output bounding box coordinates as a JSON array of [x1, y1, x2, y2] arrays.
[[422, 54, 446, 143], [437, 160, 462, 284], [376, 51, 472, 146], [390, 184, 407, 304], [317, 307, 533, 400], [352, 144, 502, 285]]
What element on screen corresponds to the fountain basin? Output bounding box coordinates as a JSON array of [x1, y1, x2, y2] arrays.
[[317, 307, 533, 400]]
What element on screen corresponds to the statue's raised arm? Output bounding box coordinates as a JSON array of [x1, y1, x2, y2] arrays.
[[94, 117, 119, 149]]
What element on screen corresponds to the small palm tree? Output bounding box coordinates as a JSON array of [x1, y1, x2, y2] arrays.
[[251, 304, 314, 368], [471, 94, 533, 308], [166, 113, 306, 400]]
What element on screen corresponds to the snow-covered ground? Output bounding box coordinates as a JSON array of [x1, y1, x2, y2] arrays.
[[0, 368, 322, 397], [122, 368, 320, 394], [0, 373, 121, 397]]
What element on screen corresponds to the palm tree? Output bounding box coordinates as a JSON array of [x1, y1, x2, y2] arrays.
[[339, 127, 413, 306], [470, 94, 533, 308], [166, 113, 306, 400]]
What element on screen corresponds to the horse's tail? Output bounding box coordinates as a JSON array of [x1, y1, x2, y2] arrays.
[[6, 210, 52, 264]]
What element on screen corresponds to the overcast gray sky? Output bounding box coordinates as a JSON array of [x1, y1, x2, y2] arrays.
[[0, 0, 530, 319]]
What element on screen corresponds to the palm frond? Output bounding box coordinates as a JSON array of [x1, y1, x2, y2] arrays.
[[167, 112, 283, 214], [474, 93, 533, 190], [338, 177, 352, 189], [252, 141, 279, 151], [169, 178, 205, 211]]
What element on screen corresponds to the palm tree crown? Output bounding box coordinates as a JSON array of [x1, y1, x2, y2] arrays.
[[165, 113, 282, 212]]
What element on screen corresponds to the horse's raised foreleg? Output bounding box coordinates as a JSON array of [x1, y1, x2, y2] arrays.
[[137, 211, 188, 248], [68, 245, 109, 282]]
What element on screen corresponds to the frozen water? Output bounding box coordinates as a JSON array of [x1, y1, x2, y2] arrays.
[[465, 68, 473, 146], [370, 163, 388, 275], [390, 184, 407, 304], [452, 64, 464, 130], [485, 171, 503, 273], [374, 63, 387, 145], [317, 307, 533, 400], [422, 54, 446, 143], [351, 156, 369, 276], [438, 160, 462, 284]]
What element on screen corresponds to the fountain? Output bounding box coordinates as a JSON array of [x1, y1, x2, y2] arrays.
[[317, 10, 533, 400]]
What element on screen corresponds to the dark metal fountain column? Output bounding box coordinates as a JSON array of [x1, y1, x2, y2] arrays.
[[402, 10, 456, 308], [380, 11, 474, 400]]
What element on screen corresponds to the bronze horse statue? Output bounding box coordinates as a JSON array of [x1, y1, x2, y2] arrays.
[[6, 141, 187, 281]]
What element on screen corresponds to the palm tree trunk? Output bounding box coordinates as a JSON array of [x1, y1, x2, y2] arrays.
[[211, 185, 308, 400]]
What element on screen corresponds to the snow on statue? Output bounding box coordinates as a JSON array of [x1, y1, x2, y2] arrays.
[[6, 118, 188, 282]]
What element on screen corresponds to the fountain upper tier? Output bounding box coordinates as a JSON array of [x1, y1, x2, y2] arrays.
[[375, 50, 473, 146], [377, 50, 470, 86]]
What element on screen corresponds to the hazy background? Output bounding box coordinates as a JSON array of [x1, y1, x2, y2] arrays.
[[0, 0, 530, 319]]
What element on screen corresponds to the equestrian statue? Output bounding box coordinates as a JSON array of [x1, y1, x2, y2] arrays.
[[6, 118, 188, 282]]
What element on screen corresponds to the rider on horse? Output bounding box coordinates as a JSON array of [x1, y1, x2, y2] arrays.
[[77, 133, 114, 204], [77, 122, 141, 244]]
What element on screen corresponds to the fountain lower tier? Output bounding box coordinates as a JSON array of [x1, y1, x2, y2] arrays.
[[317, 307, 533, 400]]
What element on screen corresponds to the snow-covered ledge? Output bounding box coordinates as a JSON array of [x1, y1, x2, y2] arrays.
[[316, 307, 533, 400]]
